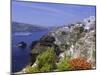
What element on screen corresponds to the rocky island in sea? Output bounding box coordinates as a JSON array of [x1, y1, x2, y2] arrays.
[[14, 16, 96, 74]]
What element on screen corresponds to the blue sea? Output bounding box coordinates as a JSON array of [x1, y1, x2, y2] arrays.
[[12, 30, 50, 72]]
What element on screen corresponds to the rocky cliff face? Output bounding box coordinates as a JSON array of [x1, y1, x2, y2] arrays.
[[49, 16, 96, 68], [20, 16, 96, 73]]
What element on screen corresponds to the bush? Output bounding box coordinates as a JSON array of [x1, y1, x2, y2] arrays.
[[36, 47, 57, 72], [57, 54, 71, 71], [40, 63, 54, 72], [25, 66, 38, 73], [57, 60, 71, 71], [69, 57, 92, 70]]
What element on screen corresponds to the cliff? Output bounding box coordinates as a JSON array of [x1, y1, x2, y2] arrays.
[[20, 16, 96, 73]]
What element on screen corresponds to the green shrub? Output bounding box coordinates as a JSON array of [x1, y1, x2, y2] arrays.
[[40, 63, 54, 72], [25, 66, 38, 73], [36, 47, 57, 72], [57, 60, 71, 71], [57, 54, 71, 71]]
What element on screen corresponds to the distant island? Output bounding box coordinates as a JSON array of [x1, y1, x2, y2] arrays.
[[12, 22, 48, 33]]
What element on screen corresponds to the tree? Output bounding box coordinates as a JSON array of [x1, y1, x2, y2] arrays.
[[36, 47, 57, 72]]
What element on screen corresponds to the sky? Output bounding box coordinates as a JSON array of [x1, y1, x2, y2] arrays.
[[12, 0, 96, 27]]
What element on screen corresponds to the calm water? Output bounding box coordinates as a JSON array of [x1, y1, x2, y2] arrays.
[[12, 30, 50, 72]]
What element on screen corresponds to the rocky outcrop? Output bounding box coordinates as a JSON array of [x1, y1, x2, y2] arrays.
[[17, 41, 27, 48], [29, 35, 61, 66], [22, 16, 96, 73], [49, 16, 96, 68]]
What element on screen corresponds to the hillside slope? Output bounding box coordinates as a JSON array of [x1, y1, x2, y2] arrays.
[[19, 16, 96, 74]]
